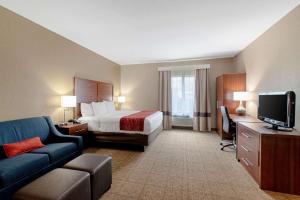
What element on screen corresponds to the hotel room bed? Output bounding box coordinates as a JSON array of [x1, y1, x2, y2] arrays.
[[78, 110, 163, 135], [74, 77, 163, 150]]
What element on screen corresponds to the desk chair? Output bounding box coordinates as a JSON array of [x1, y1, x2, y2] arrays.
[[220, 106, 236, 150]]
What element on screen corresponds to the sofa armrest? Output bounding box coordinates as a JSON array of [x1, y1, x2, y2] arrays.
[[44, 116, 83, 151]]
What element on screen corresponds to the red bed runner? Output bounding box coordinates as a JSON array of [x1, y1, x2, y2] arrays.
[[120, 111, 156, 131]]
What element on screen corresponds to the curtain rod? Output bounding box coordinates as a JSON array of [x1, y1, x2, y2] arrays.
[[158, 64, 210, 71]]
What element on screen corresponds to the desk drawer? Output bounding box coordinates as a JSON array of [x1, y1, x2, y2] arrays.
[[239, 153, 260, 184], [238, 143, 259, 166], [237, 123, 260, 184], [238, 125, 259, 150]]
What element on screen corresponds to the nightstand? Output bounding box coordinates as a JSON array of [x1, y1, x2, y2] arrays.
[[56, 123, 88, 136], [56, 123, 89, 147]]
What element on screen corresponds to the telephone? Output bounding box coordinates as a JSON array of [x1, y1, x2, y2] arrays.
[[68, 119, 81, 124]]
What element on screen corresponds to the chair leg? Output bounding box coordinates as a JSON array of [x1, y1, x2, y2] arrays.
[[221, 143, 235, 150], [220, 141, 231, 146], [220, 134, 236, 151]]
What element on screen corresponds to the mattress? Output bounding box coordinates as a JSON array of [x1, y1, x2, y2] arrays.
[[78, 111, 163, 135]]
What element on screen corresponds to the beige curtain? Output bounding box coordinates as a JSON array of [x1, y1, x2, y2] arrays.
[[159, 71, 172, 129], [193, 68, 211, 131]]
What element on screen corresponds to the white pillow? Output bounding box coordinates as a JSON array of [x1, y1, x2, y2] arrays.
[[80, 103, 94, 117], [104, 101, 116, 112], [92, 102, 107, 116]]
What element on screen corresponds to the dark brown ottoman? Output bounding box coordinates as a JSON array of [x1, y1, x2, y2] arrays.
[[63, 154, 112, 200], [13, 168, 90, 200]]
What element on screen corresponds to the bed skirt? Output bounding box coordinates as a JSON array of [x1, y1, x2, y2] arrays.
[[89, 125, 163, 151]]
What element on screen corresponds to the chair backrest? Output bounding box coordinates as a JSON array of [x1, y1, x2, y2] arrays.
[[220, 106, 231, 133]]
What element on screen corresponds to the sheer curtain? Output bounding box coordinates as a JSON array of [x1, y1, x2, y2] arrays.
[[171, 70, 195, 118]]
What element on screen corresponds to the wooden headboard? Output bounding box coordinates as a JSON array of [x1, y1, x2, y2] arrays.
[[74, 77, 113, 118]]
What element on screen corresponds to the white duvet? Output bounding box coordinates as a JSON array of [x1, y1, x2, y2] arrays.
[[78, 110, 163, 135]]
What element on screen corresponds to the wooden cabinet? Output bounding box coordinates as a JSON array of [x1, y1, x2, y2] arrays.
[[237, 122, 300, 195], [237, 123, 260, 183], [216, 73, 246, 139]]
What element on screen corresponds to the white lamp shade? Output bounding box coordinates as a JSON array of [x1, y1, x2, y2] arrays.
[[117, 96, 126, 103], [61, 96, 76, 107], [233, 92, 250, 101]]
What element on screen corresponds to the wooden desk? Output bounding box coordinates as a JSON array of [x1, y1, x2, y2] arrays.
[[230, 114, 261, 123], [219, 114, 261, 139], [237, 122, 300, 195]]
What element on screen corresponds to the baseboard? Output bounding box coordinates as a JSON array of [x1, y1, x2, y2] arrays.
[[172, 126, 193, 130], [172, 126, 217, 132]]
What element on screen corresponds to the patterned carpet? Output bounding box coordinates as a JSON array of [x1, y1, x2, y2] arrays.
[[85, 129, 300, 200]]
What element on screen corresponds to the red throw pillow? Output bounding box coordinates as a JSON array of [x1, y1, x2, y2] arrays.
[[3, 137, 45, 158]]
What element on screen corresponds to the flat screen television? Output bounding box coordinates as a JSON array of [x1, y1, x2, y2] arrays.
[[258, 91, 296, 130]]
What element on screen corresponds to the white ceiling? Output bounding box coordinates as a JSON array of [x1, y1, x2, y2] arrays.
[[0, 0, 299, 65]]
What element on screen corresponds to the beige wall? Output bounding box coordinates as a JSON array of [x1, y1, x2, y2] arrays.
[[0, 7, 121, 123], [2, 3, 298, 129], [121, 58, 236, 128], [233, 5, 300, 129]]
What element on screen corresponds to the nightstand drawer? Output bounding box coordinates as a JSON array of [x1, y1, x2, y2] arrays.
[[69, 124, 88, 135], [56, 123, 88, 136]]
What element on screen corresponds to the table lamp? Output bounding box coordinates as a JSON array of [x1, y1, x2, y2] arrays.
[[61, 95, 76, 124], [117, 96, 126, 104], [117, 96, 126, 110], [233, 92, 249, 115]]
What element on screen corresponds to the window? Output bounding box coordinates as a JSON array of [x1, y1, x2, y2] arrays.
[[171, 70, 195, 118]]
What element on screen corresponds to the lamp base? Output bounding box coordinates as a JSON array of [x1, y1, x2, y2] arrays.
[[235, 106, 246, 115]]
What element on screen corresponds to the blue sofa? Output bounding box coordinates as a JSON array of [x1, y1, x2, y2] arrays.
[[0, 116, 83, 199]]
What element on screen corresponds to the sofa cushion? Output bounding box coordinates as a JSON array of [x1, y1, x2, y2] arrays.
[[0, 117, 50, 146], [3, 137, 45, 158], [31, 143, 77, 162], [0, 153, 49, 188]]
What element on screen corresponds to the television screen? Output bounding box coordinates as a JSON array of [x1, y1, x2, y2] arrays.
[[258, 95, 287, 123], [258, 91, 295, 129]]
